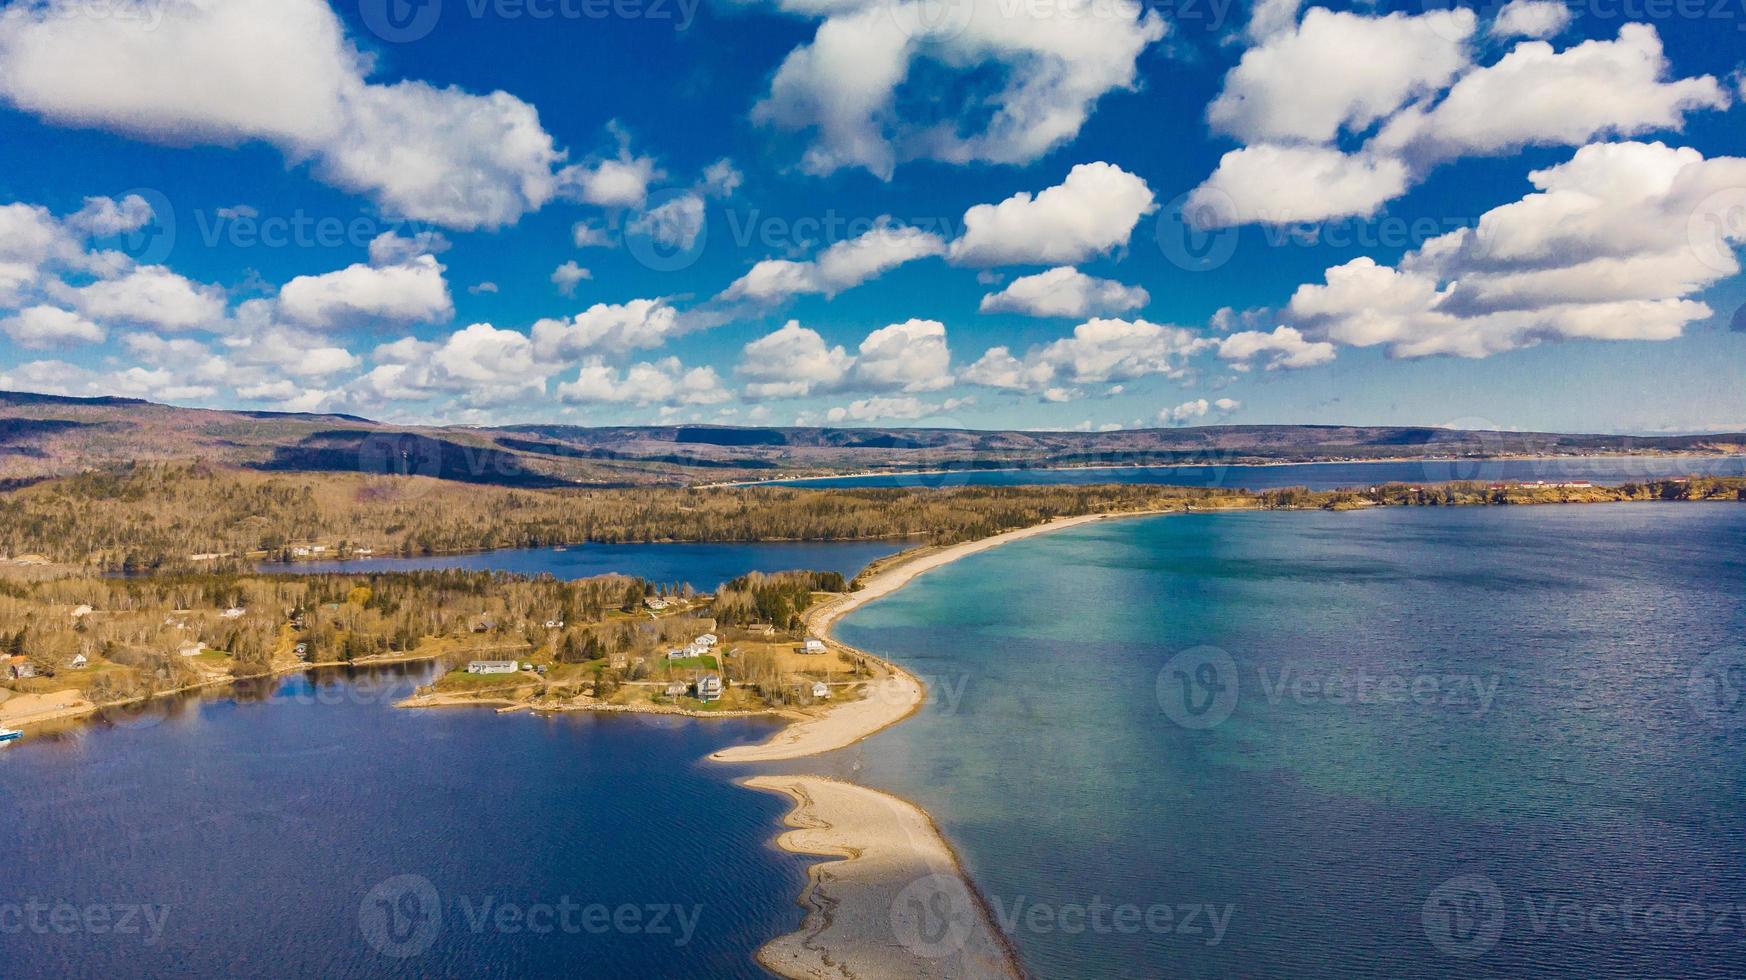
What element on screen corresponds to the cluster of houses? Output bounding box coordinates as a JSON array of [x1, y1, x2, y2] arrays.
[[666, 633, 718, 661], [1488, 480, 1596, 490], [6, 653, 89, 679]]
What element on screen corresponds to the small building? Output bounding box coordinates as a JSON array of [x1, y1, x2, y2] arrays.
[[609, 654, 628, 669], [694, 633, 718, 648], [6, 656, 35, 680], [291, 546, 311, 558], [70, 604, 93, 619], [178, 641, 206, 658], [467, 660, 520, 675], [744, 623, 775, 636], [663, 681, 688, 697], [803, 638, 828, 655], [696, 674, 723, 702], [644, 597, 671, 611], [67, 654, 89, 670], [221, 607, 246, 619], [294, 643, 309, 660], [544, 620, 564, 629], [812, 681, 830, 699], [666, 648, 690, 661], [472, 616, 497, 633]]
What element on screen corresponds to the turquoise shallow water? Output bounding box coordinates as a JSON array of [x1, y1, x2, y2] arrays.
[[831, 504, 1746, 978]]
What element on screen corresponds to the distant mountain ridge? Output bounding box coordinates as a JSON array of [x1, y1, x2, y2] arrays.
[[2, 390, 1741, 489]]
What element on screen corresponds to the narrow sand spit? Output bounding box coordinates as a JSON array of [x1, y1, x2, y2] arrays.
[[710, 512, 1120, 763], [744, 775, 1022, 980]]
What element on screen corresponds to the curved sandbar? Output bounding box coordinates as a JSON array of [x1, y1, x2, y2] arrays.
[[744, 775, 1022, 980], [710, 512, 1123, 763]]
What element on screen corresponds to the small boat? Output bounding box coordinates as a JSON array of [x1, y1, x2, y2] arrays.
[[0, 728, 22, 743]]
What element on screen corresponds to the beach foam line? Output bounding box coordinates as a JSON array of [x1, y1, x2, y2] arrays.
[[744, 775, 1022, 980]]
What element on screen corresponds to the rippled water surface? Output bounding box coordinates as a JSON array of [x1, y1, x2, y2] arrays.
[[832, 504, 1746, 978], [0, 664, 804, 978]]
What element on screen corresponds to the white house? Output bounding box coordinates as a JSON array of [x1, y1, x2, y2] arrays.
[[803, 638, 827, 655], [221, 607, 246, 619], [68, 654, 89, 670], [467, 660, 521, 675], [544, 620, 564, 629], [696, 674, 723, 702], [812, 681, 831, 699], [291, 547, 311, 558], [694, 633, 718, 648], [663, 681, 688, 697], [6, 656, 34, 679], [178, 641, 206, 658]]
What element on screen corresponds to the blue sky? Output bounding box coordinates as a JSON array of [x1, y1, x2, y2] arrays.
[[0, 0, 1743, 433]]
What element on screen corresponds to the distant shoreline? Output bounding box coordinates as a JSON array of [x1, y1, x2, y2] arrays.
[[711, 451, 1746, 489]]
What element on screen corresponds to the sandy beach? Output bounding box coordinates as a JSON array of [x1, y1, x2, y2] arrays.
[[710, 512, 1123, 763], [0, 689, 97, 729], [745, 775, 1022, 980]]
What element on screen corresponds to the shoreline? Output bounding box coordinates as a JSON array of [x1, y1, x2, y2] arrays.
[[709, 511, 1132, 763], [744, 775, 1024, 980], [719, 510, 1167, 980], [712, 450, 1746, 488]]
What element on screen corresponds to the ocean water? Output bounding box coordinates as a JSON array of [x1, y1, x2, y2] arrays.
[[830, 504, 1746, 978], [0, 664, 805, 978], [765, 454, 1746, 491], [271, 538, 906, 589]]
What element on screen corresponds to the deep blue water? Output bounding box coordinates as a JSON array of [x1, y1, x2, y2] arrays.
[[828, 504, 1746, 979], [271, 538, 906, 588], [763, 454, 1746, 491], [0, 664, 805, 978]]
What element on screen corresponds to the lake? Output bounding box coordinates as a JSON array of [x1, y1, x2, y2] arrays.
[[827, 504, 1746, 978], [760, 454, 1746, 491], [0, 663, 805, 978], [269, 538, 907, 588]]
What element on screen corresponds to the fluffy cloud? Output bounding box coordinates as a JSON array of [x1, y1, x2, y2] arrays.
[[1216, 326, 1335, 369], [720, 223, 946, 303], [1, 305, 105, 348], [852, 319, 953, 392], [628, 193, 706, 251], [1188, 145, 1409, 226], [1192, 16, 1726, 226], [1372, 25, 1729, 167], [825, 395, 973, 424], [551, 261, 592, 297], [0, 0, 568, 229], [736, 321, 854, 398], [978, 267, 1149, 318], [557, 357, 729, 406], [1283, 141, 1744, 358], [531, 298, 685, 359], [949, 164, 1156, 267], [564, 150, 662, 209], [1489, 0, 1570, 39], [1161, 397, 1241, 425], [754, 0, 1164, 178], [74, 266, 226, 331], [1208, 9, 1476, 144], [965, 318, 1207, 396], [277, 255, 453, 331]]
